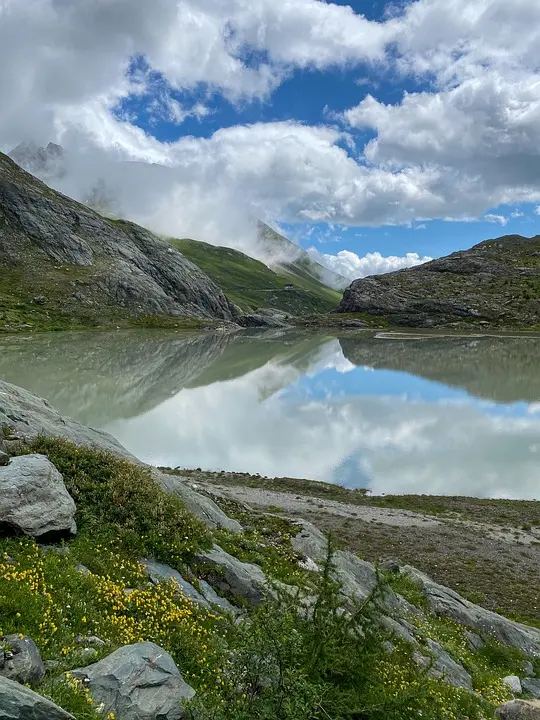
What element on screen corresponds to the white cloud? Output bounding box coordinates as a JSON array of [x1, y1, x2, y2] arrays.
[[2, 0, 540, 256], [484, 214, 508, 225], [536, 206, 540, 215], [510, 210, 524, 218], [307, 247, 432, 282]]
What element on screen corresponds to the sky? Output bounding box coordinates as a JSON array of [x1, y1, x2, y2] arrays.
[[2, 0, 540, 282]]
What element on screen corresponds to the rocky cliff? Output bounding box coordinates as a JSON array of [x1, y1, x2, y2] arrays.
[[0, 151, 237, 331], [338, 235, 540, 329]]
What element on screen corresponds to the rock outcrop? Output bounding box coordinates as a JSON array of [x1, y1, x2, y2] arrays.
[[0, 455, 76, 538], [0, 675, 74, 719], [157, 473, 242, 532], [338, 234, 540, 328], [194, 545, 269, 606], [71, 642, 195, 720], [0, 151, 237, 329], [403, 566, 540, 656]]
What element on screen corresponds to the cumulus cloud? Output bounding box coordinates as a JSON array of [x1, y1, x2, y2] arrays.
[[2, 0, 540, 259], [307, 247, 432, 282], [484, 214, 508, 225]]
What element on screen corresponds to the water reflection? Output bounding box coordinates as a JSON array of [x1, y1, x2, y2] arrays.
[[1, 330, 540, 499]]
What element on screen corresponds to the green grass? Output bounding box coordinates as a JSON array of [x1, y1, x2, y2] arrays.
[[171, 238, 342, 315]]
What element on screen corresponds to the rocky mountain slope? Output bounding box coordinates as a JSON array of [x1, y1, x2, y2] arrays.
[[338, 235, 540, 329], [0, 151, 237, 331], [0, 379, 539, 719]]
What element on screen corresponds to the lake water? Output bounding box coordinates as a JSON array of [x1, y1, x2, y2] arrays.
[[1, 329, 540, 499]]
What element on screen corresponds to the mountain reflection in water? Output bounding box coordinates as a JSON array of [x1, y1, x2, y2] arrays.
[[1, 330, 539, 499]]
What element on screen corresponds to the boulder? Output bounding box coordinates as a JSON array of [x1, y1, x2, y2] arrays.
[[0, 380, 130, 454], [157, 472, 242, 532], [194, 545, 268, 606], [504, 676, 523, 694], [522, 679, 540, 699], [71, 642, 195, 720], [403, 567, 540, 656], [0, 449, 9, 467], [495, 700, 540, 719], [141, 559, 209, 608], [0, 455, 76, 539], [0, 675, 74, 719], [0, 634, 45, 684]]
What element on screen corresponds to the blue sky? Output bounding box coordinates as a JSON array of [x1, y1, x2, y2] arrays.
[[3, 0, 540, 279]]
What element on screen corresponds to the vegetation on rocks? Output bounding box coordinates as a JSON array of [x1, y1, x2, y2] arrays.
[[0, 437, 537, 718]]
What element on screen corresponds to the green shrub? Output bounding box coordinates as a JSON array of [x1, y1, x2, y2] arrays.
[[21, 437, 212, 566]]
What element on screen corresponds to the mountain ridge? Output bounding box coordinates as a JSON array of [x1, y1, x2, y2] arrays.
[[338, 233, 540, 329]]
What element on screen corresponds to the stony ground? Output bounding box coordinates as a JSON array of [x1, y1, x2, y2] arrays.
[[175, 470, 540, 627]]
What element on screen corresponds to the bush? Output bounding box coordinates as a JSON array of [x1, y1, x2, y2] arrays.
[[22, 437, 211, 566]]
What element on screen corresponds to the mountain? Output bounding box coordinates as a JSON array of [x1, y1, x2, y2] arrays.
[[171, 237, 341, 315], [8, 141, 65, 180], [338, 234, 540, 329], [0, 151, 236, 332], [257, 221, 347, 290]]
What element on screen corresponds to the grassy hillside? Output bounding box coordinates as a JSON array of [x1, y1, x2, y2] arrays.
[[171, 238, 342, 315], [1, 436, 528, 720]]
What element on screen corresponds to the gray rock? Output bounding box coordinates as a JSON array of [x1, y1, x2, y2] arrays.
[[425, 639, 473, 690], [464, 630, 485, 651], [71, 642, 195, 720], [523, 679, 540, 698], [504, 676, 524, 694], [332, 550, 378, 605], [403, 566, 540, 656], [495, 700, 540, 719], [0, 634, 45, 684], [0, 675, 74, 719], [0, 379, 129, 454], [0, 455, 76, 538], [141, 559, 209, 608], [75, 564, 91, 576], [157, 472, 242, 532], [524, 662, 535, 677], [76, 635, 106, 648], [194, 545, 268, 606], [380, 615, 417, 644], [291, 521, 328, 562], [199, 580, 239, 614], [380, 558, 401, 574], [0, 452, 9, 467]]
